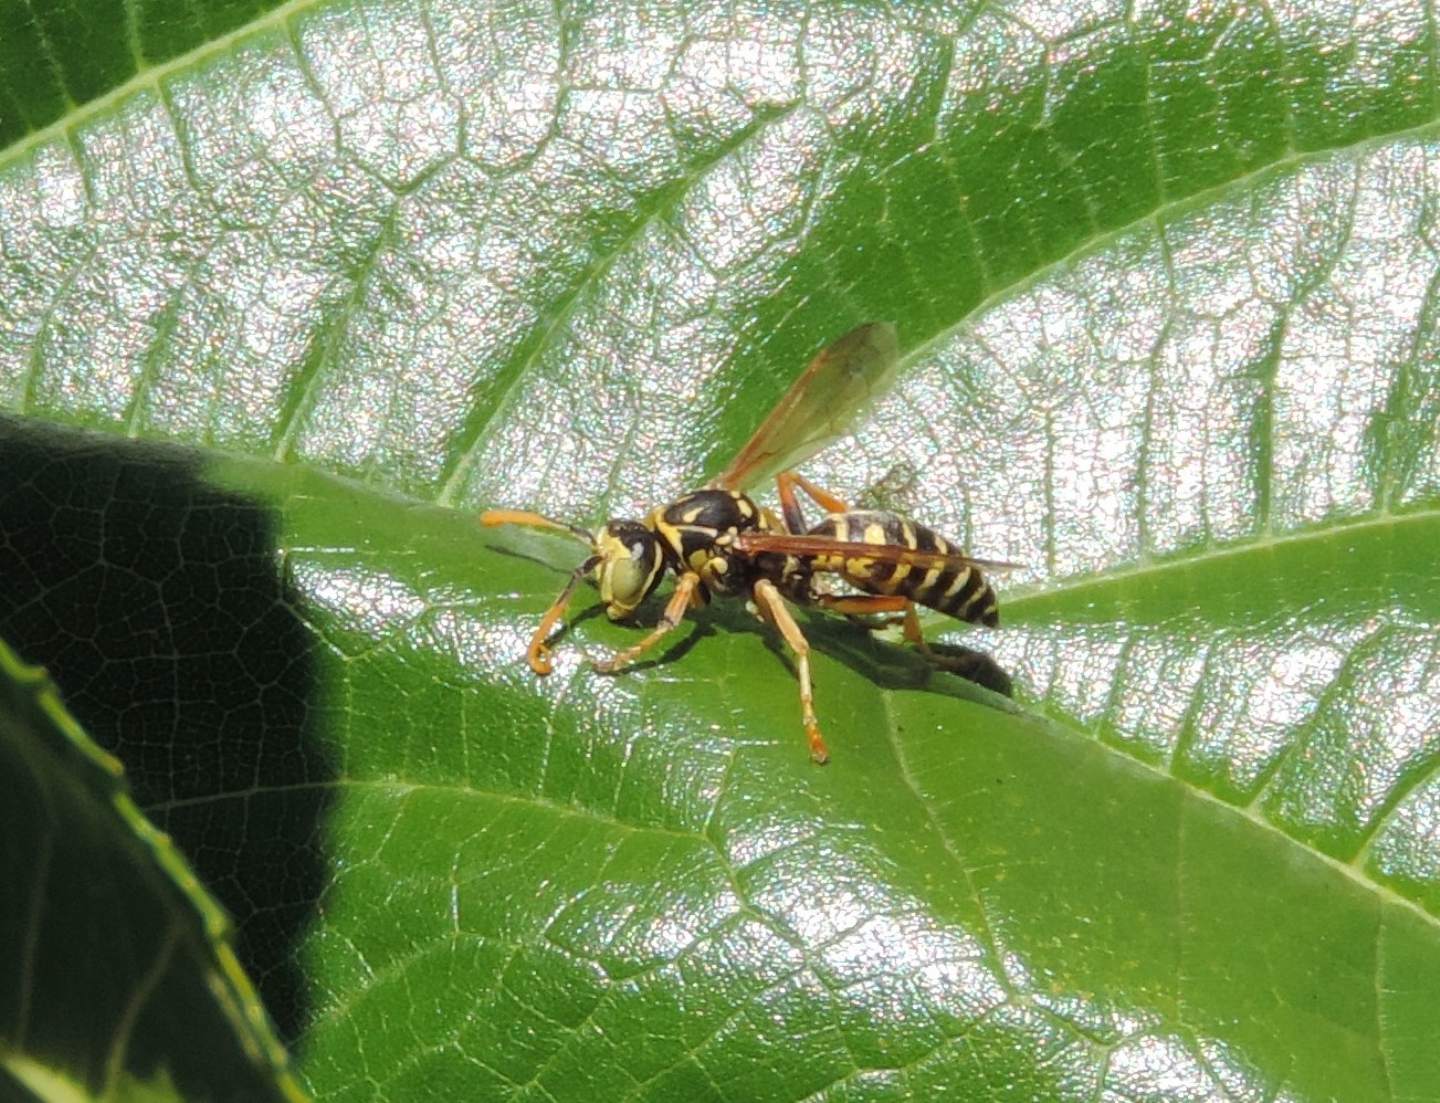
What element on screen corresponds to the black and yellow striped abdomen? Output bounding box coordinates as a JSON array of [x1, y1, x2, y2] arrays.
[[808, 510, 999, 627]]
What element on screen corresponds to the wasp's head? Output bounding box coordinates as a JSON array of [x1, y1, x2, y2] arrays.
[[591, 520, 665, 620], [479, 508, 667, 623]]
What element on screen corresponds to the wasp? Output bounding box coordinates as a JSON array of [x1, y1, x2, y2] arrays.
[[481, 323, 1009, 764]]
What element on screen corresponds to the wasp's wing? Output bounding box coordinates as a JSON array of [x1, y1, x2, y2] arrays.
[[711, 322, 900, 492], [735, 532, 1020, 573]]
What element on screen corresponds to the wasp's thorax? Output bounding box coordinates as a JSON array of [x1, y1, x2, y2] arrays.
[[592, 520, 666, 619], [647, 488, 778, 597]]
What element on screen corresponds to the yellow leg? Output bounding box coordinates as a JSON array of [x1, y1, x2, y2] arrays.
[[815, 593, 933, 656], [775, 471, 852, 533], [753, 578, 829, 765], [900, 601, 932, 655], [814, 593, 908, 616], [591, 571, 701, 673], [525, 555, 601, 675]]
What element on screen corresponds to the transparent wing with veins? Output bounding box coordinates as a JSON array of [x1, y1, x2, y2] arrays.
[[710, 322, 901, 493]]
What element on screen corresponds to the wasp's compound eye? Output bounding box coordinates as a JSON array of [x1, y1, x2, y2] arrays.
[[601, 557, 648, 616], [594, 522, 662, 619]]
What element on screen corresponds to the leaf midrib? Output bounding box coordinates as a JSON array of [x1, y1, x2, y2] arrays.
[[1068, 697, 1440, 934], [142, 689, 1440, 977], [1000, 505, 1440, 613]]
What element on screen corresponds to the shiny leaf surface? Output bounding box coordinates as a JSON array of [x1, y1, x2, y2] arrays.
[[0, 0, 1438, 1100]]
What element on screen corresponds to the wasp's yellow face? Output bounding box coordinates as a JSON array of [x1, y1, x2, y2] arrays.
[[593, 521, 665, 619]]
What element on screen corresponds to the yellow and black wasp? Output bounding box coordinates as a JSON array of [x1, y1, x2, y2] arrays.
[[481, 323, 1009, 764]]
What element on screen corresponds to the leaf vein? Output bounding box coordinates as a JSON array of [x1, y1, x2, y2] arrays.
[[878, 689, 1020, 999], [434, 100, 804, 507]]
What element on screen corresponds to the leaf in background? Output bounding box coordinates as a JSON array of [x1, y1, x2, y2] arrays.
[[1, 0, 1439, 1101], [0, 635, 301, 1102]]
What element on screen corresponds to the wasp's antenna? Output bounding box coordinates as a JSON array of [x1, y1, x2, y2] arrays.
[[480, 509, 594, 545]]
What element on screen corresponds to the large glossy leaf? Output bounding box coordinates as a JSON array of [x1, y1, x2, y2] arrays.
[[1, 0, 1438, 1100]]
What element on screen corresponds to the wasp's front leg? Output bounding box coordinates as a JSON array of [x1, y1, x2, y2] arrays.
[[525, 555, 601, 675], [591, 571, 701, 674]]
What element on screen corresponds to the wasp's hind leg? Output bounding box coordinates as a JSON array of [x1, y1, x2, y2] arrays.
[[814, 593, 934, 657], [775, 471, 851, 533], [753, 578, 829, 765], [816, 594, 1005, 691], [900, 601, 931, 655], [591, 571, 701, 674]]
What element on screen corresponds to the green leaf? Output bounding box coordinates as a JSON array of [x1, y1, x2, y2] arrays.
[[1, 0, 1439, 1100], [0, 636, 303, 1102]]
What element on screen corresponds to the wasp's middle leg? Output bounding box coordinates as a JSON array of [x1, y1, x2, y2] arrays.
[[591, 571, 701, 674], [753, 578, 829, 764]]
